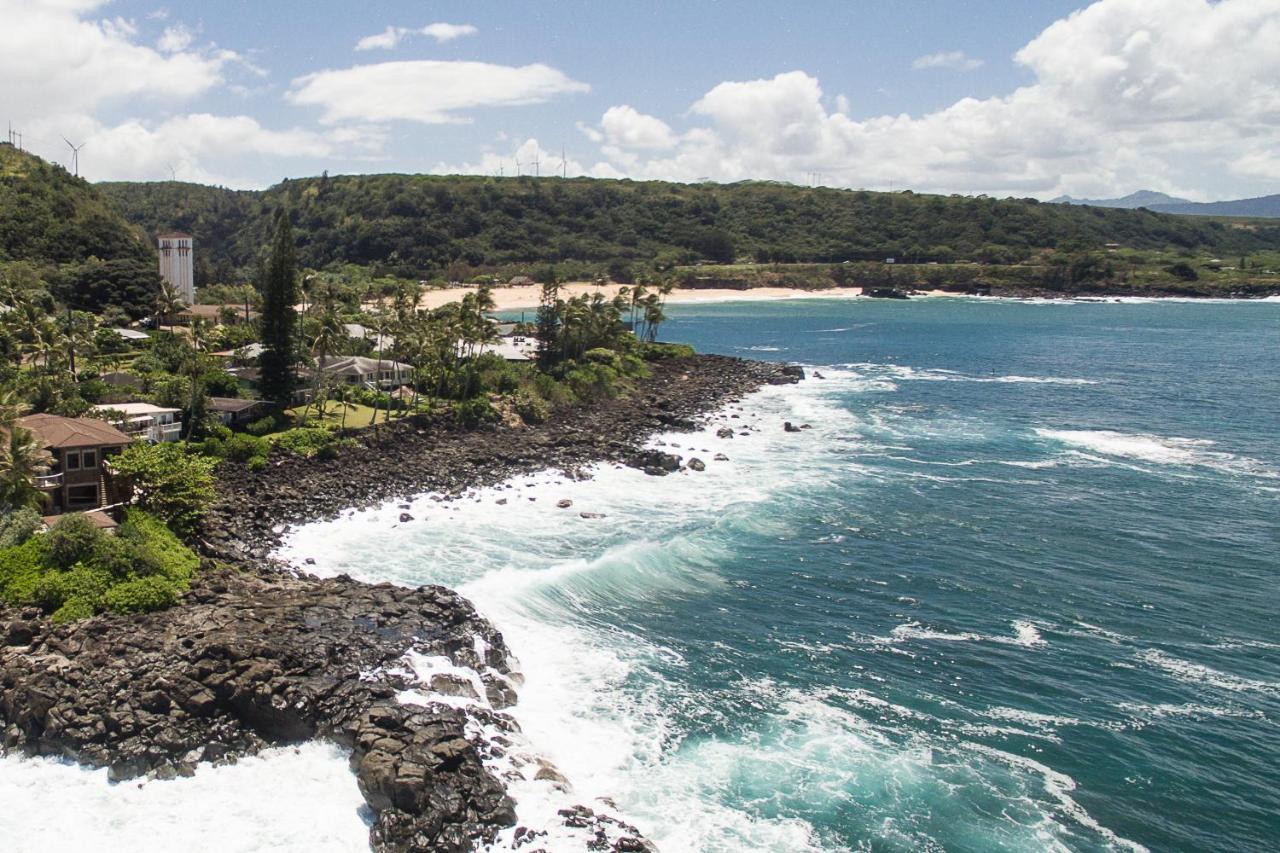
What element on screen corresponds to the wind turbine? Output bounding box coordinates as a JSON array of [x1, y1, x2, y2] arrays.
[[515, 156, 522, 177], [531, 151, 540, 177], [560, 147, 567, 178], [62, 136, 85, 177]]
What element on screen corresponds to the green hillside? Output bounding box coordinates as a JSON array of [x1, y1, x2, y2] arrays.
[[98, 171, 1280, 284], [0, 144, 151, 265], [1, 144, 161, 318]]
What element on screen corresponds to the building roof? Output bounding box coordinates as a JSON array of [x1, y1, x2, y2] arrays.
[[463, 338, 535, 362], [18, 413, 132, 450], [343, 324, 395, 349], [179, 304, 257, 321], [99, 371, 143, 386], [207, 397, 269, 413], [157, 231, 193, 240], [43, 510, 118, 532], [110, 327, 151, 341], [317, 355, 413, 376], [212, 343, 265, 359], [91, 402, 180, 418]]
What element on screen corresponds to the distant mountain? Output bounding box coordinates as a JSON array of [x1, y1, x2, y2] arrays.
[[1050, 190, 1192, 209], [1149, 195, 1280, 219]]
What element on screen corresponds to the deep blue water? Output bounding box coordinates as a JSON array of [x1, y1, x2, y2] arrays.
[[295, 297, 1280, 851]]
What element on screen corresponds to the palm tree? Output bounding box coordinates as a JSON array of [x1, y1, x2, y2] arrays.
[[303, 292, 345, 423], [0, 391, 50, 512], [154, 281, 185, 329]]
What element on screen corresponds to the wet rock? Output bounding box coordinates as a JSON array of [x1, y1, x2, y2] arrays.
[[714, 453, 730, 462], [687, 458, 706, 472], [579, 512, 605, 519], [784, 421, 802, 433], [716, 427, 734, 439], [399, 513, 414, 523], [557, 499, 573, 509], [625, 450, 682, 476]]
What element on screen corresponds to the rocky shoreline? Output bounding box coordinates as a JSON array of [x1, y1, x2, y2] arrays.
[[1, 354, 803, 852]]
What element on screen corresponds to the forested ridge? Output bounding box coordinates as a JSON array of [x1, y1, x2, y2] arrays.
[[98, 170, 1280, 283]]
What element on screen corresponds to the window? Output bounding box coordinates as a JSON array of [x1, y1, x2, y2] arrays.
[[81, 449, 97, 469], [63, 451, 80, 470], [67, 485, 98, 506]]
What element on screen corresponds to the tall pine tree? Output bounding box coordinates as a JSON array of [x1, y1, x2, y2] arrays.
[[259, 211, 298, 403]]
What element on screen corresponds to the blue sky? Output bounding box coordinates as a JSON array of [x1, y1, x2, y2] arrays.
[[4, 0, 1280, 199]]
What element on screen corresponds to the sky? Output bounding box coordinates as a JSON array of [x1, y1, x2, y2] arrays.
[[2, 0, 1279, 201]]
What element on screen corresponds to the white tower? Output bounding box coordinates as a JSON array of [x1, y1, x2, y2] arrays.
[[157, 232, 195, 305]]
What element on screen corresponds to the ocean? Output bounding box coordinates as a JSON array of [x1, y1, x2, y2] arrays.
[[3, 296, 1277, 852]]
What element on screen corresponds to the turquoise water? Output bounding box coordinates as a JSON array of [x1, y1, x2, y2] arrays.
[[288, 297, 1279, 852]]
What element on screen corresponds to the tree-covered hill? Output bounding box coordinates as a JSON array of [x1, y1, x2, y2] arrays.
[[98, 171, 1280, 283], [0, 144, 162, 318]]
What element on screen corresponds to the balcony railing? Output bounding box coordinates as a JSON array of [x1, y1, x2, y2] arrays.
[[33, 472, 63, 489]]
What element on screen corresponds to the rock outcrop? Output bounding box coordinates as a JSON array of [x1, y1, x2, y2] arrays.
[[0, 354, 805, 851]]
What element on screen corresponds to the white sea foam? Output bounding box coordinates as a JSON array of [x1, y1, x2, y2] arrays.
[[0, 742, 369, 853], [869, 620, 1048, 648], [844, 362, 1100, 386], [1035, 429, 1277, 478], [1135, 649, 1280, 696], [269, 371, 1144, 851], [1115, 701, 1267, 722]]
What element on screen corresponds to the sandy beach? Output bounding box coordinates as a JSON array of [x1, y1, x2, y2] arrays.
[[410, 283, 867, 312]]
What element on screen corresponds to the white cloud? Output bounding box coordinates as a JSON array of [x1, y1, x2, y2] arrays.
[[0, 0, 234, 115], [23, 111, 384, 188], [288, 60, 589, 124], [156, 23, 193, 53], [355, 22, 478, 51], [912, 50, 984, 71], [0, 2, 387, 189], [577, 0, 1280, 199], [420, 23, 477, 43], [431, 137, 617, 180], [355, 26, 404, 51], [599, 106, 678, 150]]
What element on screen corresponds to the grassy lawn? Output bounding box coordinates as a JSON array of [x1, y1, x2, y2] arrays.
[[281, 401, 422, 430]]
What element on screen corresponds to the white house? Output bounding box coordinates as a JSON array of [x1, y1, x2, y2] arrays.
[[316, 355, 413, 388], [90, 402, 182, 443]]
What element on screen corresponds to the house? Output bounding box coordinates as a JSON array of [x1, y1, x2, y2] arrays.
[[177, 304, 259, 325], [507, 275, 536, 287], [211, 343, 265, 361], [342, 323, 395, 351], [207, 397, 272, 428], [462, 336, 537, 362], [109, 327, 151, 343], [315, 355, 413, 388], [90, 402, 182, 443], [99, 371, 144, 390], [18, 413, 132, 514]]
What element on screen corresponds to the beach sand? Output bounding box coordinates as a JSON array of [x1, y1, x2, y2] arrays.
[[410, 283, 866, 312]]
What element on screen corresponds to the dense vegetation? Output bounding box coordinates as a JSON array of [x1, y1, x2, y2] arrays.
[[98, 171, 1280, 284], [1, 145, 162, 319], [0, 509, 200, 622]]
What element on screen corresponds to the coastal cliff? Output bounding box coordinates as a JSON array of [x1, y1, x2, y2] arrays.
[[0, 354, 802, 852]]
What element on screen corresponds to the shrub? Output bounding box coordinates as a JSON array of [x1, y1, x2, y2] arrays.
[[513, 390, 551, 425], [0, 509, 199, 620], [273, 427, 336, 457], [0, 507, 41, 548], [564, 362, 622, 401], [246, 415, 278, 436], [52, 596, 97, 624], [223, 432, 270, 463], [110, 443, 217, 536], [46, 514, 104, 570], [584, 347, 621, 368], [103, 575, 181, 614], [637, 342, 695, 361], [0, 538, 48, 605], [454, 396, 499, 428], [1166, 261, 1199, 281]]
